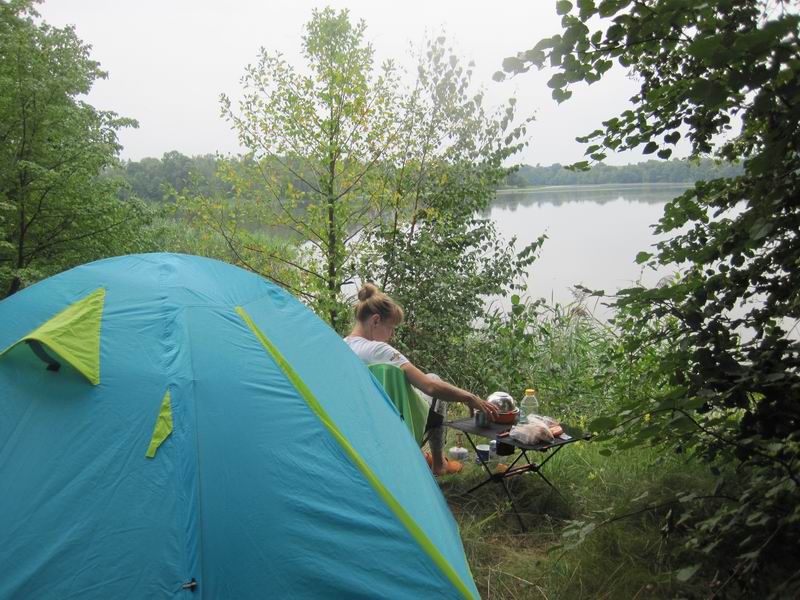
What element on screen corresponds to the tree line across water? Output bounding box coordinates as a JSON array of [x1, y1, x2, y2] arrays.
[[505, 158, 742, 187], [108, 153, 744, 204]]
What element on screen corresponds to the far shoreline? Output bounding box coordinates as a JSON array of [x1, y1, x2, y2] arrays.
[[496, 182, 692, 195]]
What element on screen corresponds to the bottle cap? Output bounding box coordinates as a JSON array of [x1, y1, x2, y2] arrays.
[[524, 388, 535, 395]]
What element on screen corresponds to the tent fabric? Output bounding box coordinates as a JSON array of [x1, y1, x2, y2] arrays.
[[368, 363, 429, 445], [237, 308, 474, 600], [0, 253, 479, 600], [0, 287, 105, 384]]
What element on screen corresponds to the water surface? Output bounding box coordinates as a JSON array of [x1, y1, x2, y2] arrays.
[[488, 184, 689, 315]]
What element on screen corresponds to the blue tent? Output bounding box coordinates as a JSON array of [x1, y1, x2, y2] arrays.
[[0, 253, 479, 599]]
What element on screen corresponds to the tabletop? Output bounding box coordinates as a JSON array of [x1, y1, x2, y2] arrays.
[[446, 416, 590, 452]]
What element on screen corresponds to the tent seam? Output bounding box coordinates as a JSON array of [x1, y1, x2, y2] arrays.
[[235, 306, 476, 600]]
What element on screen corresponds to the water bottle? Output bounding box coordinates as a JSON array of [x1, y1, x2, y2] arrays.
[[520, 388, 539, 422]]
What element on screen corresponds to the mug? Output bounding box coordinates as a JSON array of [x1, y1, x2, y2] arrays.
[[475, 444, 490, 463]]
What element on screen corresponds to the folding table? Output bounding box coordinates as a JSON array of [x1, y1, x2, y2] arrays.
[[446, 416, 591, 532]]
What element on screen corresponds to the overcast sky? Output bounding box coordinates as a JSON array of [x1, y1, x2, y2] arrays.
[[39, 0, 648, 166]]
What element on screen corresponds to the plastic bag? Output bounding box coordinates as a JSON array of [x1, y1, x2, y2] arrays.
[[509, 416, 554, 445], [526, 414, 564, 437], [527, 414, 558, 427]]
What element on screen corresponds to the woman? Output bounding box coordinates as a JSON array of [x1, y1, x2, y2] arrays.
[[345, 283, 498, 475]]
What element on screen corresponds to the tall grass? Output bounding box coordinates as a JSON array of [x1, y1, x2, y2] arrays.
[[438, 440, 716, 599]]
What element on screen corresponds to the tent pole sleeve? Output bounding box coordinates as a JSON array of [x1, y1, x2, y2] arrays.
[[235, 307, 476, 600]]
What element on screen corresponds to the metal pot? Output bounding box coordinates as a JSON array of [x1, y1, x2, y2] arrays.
[[486, 391, 517, 413]]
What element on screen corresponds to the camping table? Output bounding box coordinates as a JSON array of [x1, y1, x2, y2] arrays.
[[446, 417, 591, 532]]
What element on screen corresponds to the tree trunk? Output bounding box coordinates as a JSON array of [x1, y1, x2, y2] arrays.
[[5, 276, 22, 297]]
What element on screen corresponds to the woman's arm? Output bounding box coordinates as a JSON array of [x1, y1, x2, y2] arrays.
[[401, 362, 498, 416]]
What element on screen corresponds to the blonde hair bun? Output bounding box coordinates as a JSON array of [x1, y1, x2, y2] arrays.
[[357, 283, 378, 302], [354, 283, 404, 325]]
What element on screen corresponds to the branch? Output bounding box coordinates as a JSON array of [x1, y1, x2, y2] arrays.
[[216, 223, 315, 301], [241, 242, 324, 281]]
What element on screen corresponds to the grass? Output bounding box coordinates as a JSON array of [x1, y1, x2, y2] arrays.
[[434, 434, 717, 599]]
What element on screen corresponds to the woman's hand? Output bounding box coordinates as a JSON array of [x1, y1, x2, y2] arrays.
[[466, 395, 499, 416]]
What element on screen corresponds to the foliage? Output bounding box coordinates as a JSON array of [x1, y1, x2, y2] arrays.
[[218, 8, 401, 330], [356, 36, 535, 380], [451, 292, 669, 434], [505, 158, 742, 187], [0, 0, 153, 296], [169, 176, 306, 296], [499, 0, 800, 595], [106, 151, 224, 203]]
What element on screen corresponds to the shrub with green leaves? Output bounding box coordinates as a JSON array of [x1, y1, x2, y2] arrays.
[[499, 1, 800, 595]]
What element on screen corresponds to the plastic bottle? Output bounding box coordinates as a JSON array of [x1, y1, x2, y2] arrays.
[[519, 388, 539, 422]]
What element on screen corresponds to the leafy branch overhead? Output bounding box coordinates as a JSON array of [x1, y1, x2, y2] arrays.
[[500, 0, 800, 595]]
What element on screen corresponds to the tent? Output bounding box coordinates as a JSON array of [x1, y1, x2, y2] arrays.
[[0, 253, 479, 599]]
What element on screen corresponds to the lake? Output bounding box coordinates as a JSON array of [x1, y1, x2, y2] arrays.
[[488, 183, 690, 316]]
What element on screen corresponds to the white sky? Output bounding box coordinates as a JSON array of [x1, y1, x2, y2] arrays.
[[39, 0, 649, 165]]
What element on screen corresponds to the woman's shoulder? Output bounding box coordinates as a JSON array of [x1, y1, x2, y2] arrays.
[[344, 335, 394, 353], [343, 336, 408, 367]]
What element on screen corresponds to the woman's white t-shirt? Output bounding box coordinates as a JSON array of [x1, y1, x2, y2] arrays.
[[344, 335, 409, 368]]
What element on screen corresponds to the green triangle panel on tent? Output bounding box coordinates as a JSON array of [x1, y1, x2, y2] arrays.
[[146, 390, 173, 458], [0, 288, 105, 385]]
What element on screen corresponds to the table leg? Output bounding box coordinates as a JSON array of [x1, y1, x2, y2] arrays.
[[498, 478, 527, 532], [466, 439, 530, 531], [533, 469, 566, 502], [521, 446, 567, 502], [462, 432, 496, 494]]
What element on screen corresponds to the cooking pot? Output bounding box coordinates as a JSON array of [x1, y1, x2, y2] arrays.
[[486, 391, 517, 413], [487, 391, 519, 424]]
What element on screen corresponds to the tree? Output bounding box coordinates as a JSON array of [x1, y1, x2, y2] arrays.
[[218, 7, 400, 330], [357, 35, 537, 382], [0, 0, 149, 296], [499, 0, 800, 595]]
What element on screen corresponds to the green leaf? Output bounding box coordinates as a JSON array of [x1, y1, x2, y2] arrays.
[[568, 160, 591, 171], [676, 564, 701, 582], [598, 0, 623, 17], [635, 251, 653, 264], [502, 56, 526, 73], [690, 79, 728, 108], [556, 0, 573, 15], [552, 87, 573, 103], [579, 0, 597, 19], [643, 141, 658, 154], [547, 73, 568, 89], [687, 35, 721, 60], [750, 220, 773, 240]]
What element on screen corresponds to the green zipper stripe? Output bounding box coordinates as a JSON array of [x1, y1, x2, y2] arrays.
[[235, 307, 475, 600]]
